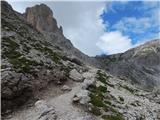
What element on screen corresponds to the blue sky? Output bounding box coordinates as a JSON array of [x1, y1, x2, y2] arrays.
[[7, 1, 160, 56], [101, 1, 160, 44]]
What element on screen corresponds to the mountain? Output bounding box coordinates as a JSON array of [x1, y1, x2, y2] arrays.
[[1, 1, 98, 114], [1, 1, 160, 120], [23, 3, 98, 66], [96, 39, 160, 91]]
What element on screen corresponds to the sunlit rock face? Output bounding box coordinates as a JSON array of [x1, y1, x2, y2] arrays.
[[24, 4, 59, 33]]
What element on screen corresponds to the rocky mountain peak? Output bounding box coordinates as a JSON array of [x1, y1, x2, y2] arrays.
[[24, 4, 59, 33]]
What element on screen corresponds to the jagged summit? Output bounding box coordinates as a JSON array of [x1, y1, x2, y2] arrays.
[[24, 4, 60, 33]]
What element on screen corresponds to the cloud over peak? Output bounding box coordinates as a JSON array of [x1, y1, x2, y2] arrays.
[[96, 31, 132, 54]]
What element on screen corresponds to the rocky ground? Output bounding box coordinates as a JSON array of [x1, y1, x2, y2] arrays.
[[3, 66, 160, 120]]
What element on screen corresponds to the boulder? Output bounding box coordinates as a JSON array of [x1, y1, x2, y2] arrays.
[[69, 69, 83, 82], [82, 78, 95, 89], [73, 90, 90, 105], [35, 100, 57, 120]]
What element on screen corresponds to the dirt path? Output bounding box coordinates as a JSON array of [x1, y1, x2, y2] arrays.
[[47, 82, 94, 120], [4, 67, 98, 120]]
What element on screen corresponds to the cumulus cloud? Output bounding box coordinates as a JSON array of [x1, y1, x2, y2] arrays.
[[49, 2, 106, 56], [47, 2, 136, 56], [96, 31, 132, 54]]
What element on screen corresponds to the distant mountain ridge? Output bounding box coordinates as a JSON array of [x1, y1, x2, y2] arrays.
[[96, 39, 160, 91]]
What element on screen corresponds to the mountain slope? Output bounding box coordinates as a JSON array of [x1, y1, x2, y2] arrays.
[[1, 1, 94, 114], [96, 39, 160, 91]]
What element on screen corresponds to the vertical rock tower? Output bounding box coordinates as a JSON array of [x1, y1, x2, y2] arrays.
[[24, 4, 59, 33]]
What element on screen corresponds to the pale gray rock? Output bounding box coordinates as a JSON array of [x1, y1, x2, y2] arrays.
[[61, 85, 72, 91], [73, 90, 90, 105], [82, 78, 95, 89], [35, 100, 57, 120], [69, 69, 83, 82]]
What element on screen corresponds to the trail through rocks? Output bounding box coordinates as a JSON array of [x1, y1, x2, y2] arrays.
[[4, 67, 98, 120]]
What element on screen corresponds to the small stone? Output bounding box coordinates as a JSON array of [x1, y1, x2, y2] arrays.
[[61, 85, 72, 91], [35, 100, 48, 111], [57, 81, 62, 85], [73, 95, 80, 102]]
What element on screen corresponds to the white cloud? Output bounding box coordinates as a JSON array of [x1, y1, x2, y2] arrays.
[[49, 2, 106, 56], [113, 17, 152, 34], [96, 31, 132, 54]]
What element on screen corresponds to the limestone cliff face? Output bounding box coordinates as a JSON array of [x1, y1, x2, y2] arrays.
[[23, 4, 98, 67], [24, 4, 59, 33]]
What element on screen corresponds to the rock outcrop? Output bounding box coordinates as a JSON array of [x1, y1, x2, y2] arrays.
[[24, 4, 59, 33]]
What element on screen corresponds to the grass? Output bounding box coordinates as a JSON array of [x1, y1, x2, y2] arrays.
[[32, 43, 61, 64], [21, 43, 31, 53], [106, 82, 114, 88], [1, 65, 7, 69], [87, 70, 125, 119], [119, 96, 124, 102], [121, 85, 135, 94], [104, 100, 112, 106], [88, 84, 107, 94], [2, 36, 42, 73], [2, 37, 19, 50], [60, 66, 71, 77], [101, 114, 124, 120], [90, 106, 102, 116], [89, 93, 105, 107], [16, 25, 29, 37], [1, 18, 16, 31], [2, 37, 21, 59], [96, 70, 110, 84], [9, 56, 40, 73], [130, 101, 141, 107]]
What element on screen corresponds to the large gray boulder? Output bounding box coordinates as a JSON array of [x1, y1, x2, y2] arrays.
[[69, 69, 83, 82], [73, 90, 90, 105], [35, 100, 57, 120]]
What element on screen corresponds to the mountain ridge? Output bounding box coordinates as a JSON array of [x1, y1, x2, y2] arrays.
[[96, 39, 160, 91]]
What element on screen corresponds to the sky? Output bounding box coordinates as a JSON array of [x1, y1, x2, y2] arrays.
[[7, 0, 160, 56]]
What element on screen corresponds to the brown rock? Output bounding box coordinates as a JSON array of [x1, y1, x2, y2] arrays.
[[24, 4, 59, 33]]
